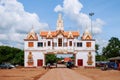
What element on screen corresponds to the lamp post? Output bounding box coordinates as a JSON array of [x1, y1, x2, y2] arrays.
[[89, 12, 94, 36]]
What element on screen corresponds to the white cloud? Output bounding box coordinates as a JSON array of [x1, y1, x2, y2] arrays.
[[54, 0, 106, 54], [95, 38, 108, 54], [54, 5, 63, 12], [0, 34, 7, 40], [0, 42, 3, 45], [54, 0, 105, 34], [0, 0, 48, 49]]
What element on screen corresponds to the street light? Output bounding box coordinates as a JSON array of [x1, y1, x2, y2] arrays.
[[89, 12, 94, 37]]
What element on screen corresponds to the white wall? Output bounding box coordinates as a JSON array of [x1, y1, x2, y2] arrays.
[[24, 34, 96, 67], [24, 51, 44, 67], [76, 51, 95, 67], [24, 40, 46, 51], [74, 40, 95, 51]]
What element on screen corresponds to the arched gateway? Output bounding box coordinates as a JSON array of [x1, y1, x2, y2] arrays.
[[24, 14, 95, 67]]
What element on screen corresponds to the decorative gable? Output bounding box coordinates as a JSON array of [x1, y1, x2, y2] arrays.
[[47, 31, 53, 39], [24, 28, 38, 41], [86, 35, 91, 40], [29, 35, 34, 39], [57, 34, 64, 38], [82, 29, 92, 40], [68, 31, 73, 39], [56, 30, 65, 37]]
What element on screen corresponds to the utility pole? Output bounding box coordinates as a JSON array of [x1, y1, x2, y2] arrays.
[[89, 12, 94, 37]]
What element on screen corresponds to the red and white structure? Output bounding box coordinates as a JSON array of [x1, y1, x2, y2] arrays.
[[24, 14, 96, 67]]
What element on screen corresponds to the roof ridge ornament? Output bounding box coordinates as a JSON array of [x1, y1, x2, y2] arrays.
[[68, 31, 73, 39], [30, 26, 35, 34], [82, 28, 92, 40], [25, 25, 38, 40], [47, 30, 52, 38]]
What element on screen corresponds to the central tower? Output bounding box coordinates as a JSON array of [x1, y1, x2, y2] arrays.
[[56, 13, 64, 31]]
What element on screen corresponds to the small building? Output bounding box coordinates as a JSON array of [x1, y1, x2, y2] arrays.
[[24, 13, 96, 67], [109, 56, 120, 63], [64, 57, 72, 62]]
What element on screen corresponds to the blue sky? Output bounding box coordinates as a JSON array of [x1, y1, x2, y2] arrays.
[[0, 0, 120, 52], [18, 0, 120, 38]]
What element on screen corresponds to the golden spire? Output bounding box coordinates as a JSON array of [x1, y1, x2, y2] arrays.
[[56, 13, 64, 31]]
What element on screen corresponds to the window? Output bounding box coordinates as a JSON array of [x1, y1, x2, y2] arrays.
[[48, 41, 51, 46], [28, 42, 34, 47], [77, 42, 82, 47], [58, 38, 62, 47], [86, 42, 91, 47], [69, 41, 72, 46], [38, 42, 43, 47]]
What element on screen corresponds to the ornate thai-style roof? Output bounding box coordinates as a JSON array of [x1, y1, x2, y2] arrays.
[[81, 29, 92, 40], [67, 31, 73, 39], [46, 31, 53, 39], [39, 14, 79, 39], [40, 30, 79, 38], [24, 27, 38, 41], [24, 14, 81, 40]]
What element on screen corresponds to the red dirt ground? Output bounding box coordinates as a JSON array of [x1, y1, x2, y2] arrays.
[[0, 67, 120, 80], [73, 67, 120, 80], [0, 68, 48, 80]]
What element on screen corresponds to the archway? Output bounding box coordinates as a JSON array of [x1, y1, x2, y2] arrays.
[[44, 53, 76, 68]]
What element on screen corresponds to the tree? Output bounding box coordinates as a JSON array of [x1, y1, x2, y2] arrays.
[[95, 44, 99, 55], [96, 55, 107, 61], [45, 54, 57, 64], [0, 46, 24, 65], [102, 37, 120, 58], [12, 51, 24, 65]]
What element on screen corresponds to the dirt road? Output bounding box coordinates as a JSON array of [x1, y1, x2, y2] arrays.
[[38, 68, 92, 80], [74, 68, 120, 80], [0, 68, 48, 80]]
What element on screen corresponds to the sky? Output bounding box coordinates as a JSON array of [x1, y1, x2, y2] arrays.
[[0, 0, 120, 53]]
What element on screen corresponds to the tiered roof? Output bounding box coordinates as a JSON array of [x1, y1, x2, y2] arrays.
[[40, 30, 79, 39], [24, 14, 93, 40]]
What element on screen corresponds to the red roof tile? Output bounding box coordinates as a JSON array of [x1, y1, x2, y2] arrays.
[[40, 30, 79, 38]]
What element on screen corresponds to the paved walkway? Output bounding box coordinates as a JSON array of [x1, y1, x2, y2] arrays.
[[38, 68, 92, 80], [57, 64, 66, 68]]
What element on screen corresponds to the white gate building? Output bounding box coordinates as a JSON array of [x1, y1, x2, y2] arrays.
[[24, 14, 96, 67]]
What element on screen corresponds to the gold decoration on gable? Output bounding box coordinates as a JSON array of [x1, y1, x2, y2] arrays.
[[29, 35, 34, 39]]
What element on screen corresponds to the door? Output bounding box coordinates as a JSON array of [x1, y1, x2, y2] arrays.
[[37, 59, 43, 66], [77, 59, 83, 66]]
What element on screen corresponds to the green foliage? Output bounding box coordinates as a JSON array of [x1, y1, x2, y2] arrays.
[[96, 55, 107, 61], [45, 54, 57, 64], [56, 57, 63, 61], [70, 56, 75, 59], [0, 46, 24, 65], [102, 37, 120, 58], [95, 44, 99, 55]]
